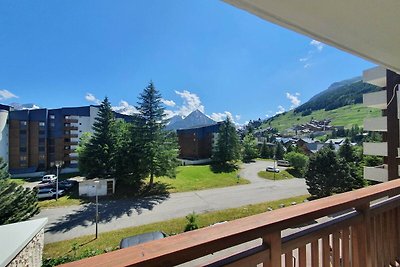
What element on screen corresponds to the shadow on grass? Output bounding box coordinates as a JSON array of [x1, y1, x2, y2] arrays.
[[285, 168, 304, 178], [45, 181, 171, 235], [210, 163, 239, 173]]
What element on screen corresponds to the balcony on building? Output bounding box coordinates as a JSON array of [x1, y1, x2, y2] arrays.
[[363, 116, 387, 132], [363, 142, 388, 157], [62, 180, 400, 267], [363, 164, 388, 183], [363, 90, 387, 110]]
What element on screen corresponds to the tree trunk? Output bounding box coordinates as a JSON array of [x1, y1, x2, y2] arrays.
[[149, 172, 154, 187]]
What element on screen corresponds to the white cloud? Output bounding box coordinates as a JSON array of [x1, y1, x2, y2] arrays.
[[0, 89, 18, 100], [174, 90, 205, 116], [210, 111, 233, 122], [235, 115, 241, 121], [310, 40, 324, 51], [299, 57, 310, 62], [112, 100, 138, 115], [85, 93, 101, 105], [286, 92, 301, 108], [275, 105, 286, 115], [161, 98, 176, 107], [303, 63, 312, 69]]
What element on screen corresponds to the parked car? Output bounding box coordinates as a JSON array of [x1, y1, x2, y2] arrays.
[[57, 180, 75, 190], [277, 160, 290, 167], [37, 188, 64, 199], [266, 167, 280, 173], [42, 174, 57, 183], [120, 231, 168, 249]]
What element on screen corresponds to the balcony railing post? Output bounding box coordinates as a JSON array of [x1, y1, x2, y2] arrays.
[[262, 232, 281, 267], [352, 203, 372, 267]]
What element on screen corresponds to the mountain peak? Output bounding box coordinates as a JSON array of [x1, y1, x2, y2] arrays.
[[166, 109, 216, 130]]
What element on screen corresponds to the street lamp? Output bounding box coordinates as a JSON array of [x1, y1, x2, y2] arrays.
[[273, 155, 276, 181], [94, 180, 100, 239], [55, 161, 63, 201]]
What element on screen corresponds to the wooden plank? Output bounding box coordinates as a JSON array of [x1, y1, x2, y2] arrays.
[[322, 235, 330, 267], [263, 232, 281, 267], [285, 251, 292, 267], [383, 212, 390, 266], [375, 214, 384, 267], [311, 240, 319, 267], [298, 246, 306, 267], [369, 216, 377, 267], [342, 228, 350, 267], [332, 231, 340, 267]]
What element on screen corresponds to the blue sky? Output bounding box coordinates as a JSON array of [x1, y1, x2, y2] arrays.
[[0, 0, 375, 124]]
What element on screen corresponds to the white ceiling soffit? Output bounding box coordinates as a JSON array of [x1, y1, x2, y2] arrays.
[[223, 0, 400, 73]]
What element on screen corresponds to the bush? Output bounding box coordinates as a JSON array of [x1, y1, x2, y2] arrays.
[[184, 212, 199, 232]]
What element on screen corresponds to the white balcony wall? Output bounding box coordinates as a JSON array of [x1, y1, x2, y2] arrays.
[[363, 142, 388, 156], [363, 166, 388, 182], [364, 116, 387, 132], [363, 66, 386, 87], [363, 90, 387, 109]]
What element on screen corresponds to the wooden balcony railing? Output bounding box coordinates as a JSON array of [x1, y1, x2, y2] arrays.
[[61, 179, 400, 267]]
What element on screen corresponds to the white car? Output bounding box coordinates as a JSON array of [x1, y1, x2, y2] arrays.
[[42, 174, 57, 183], [266, 167, 280, 173], [37, 188, 64, 199]]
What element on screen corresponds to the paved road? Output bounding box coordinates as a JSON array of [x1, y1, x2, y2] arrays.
[[34, 160, 308, 244]]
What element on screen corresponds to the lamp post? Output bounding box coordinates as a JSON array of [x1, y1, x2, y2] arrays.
[[55, 161, 63, 201], [273, 155, 276, 181], [94, 180, 100, 239]]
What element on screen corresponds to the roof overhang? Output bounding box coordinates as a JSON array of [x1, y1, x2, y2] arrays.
[[223, 0, 400, 73]]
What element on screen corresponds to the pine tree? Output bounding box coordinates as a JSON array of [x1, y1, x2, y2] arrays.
[[212, 117, 241, 164], [275, 142, 285, 160], [338, 138, 356, 162], [78, 97, 116, 178], [136, 82, 179, 187], [305, 146, 364, 199], [260, 140, 268, 159], [242, 133, 258, 162], [0, 158, 39, 225]]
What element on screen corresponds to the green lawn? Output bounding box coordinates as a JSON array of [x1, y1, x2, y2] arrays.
[[263, 104, 380, 132], [152, 165, 249, 193], [38, 185, 87, 209], [43, 195, 309, 261], [10, 178, 26, 186], [258, 169, 295, 180]]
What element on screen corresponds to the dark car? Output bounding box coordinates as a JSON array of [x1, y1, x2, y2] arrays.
[[120, 231, 168, 249], [58, 180, 75, 190]]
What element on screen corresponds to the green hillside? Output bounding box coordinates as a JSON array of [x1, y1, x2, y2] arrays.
[[263, 104, 380, 132]]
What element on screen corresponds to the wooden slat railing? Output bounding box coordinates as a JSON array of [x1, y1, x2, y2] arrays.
[[61, 179, 400, 267]]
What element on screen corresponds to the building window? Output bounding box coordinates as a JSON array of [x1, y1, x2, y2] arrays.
[[64, 123, 70, 127], [48, 147, 55, 153], [64, 130, 70, 135], [39, 154, 45, 160], [20, 121, 27, 126], [50, 115, 55, 119], [50, 122, 55, 128], [39, 138, 45, 144], [39, 130, 45, 135], [39, 146, 45, 152], [64, 138, 70, 142], [65, 115, 70, 119], [39, 121, 45, 127], [19, 129, 27, 135], [64, 146, 70, 150], [19, 147, 27, 153]]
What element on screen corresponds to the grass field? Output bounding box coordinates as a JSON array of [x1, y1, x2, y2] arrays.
[[264, 104, 380, 132], [258, 169, 295, 180], [38, 186, 87, 209], [10, 178, 26, 186], [153, 165, 249, 193], [43, 195, 309, 260]]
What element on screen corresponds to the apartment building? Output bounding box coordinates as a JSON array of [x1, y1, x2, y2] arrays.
[[5, 105, 132, 175], [177, 123, 220, 160]]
